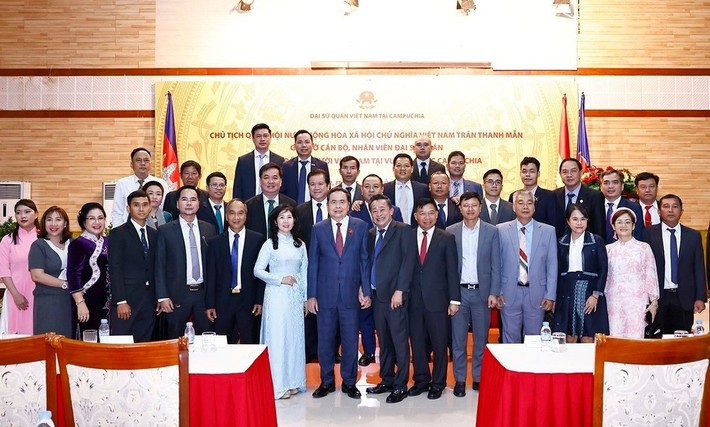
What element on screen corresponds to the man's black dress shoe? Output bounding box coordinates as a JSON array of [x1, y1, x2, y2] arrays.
[[312, 383, 335, 398], [366, 383, 394, 394], [386, 389, 408, 403], [453, 381, 466, 397], [358, 353, 375, 366], [407, 383, 429, 396], [472, 381, 480, 391], [342, 384, 361, 399], [427, 387, 443, 400]]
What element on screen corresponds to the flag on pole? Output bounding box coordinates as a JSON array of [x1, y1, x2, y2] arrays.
[[576, 92, 591, 170], [558, 94, 570, 160], [162, 92, 179, 191]]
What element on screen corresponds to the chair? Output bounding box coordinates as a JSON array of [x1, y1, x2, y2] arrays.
[[0, 334, 58, 425], [593, 333, 710, 427], [51, 336, 189, 427]]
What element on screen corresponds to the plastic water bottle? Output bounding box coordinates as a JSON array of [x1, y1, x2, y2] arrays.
[[540, 321, 552, 352], [694, 320, 705, 335], [98, 319, 110, 339], [184, 322, 196, 351], [36, 410, 55, 427]]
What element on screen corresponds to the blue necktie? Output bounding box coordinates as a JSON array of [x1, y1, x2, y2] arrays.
[[231, 233, 239, 291], [438, 203, 446, 227], [606, 202, 614, 242], [297, 160, 308, 204], [419, 162, 428, 183], [316, 202, 323, 223], [140, 227, 148, 259], [567, 193, 575, 208], [214, 205, 223, 234], [370, 229, 385, 289], [668, 229, 678, 284]]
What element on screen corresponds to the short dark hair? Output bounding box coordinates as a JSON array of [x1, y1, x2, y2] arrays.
[[206, 171, 227, 186], [369, 194, 393, 209], [458, 191, 482, 205], [339, 155, 360, 170], [11, 199, 39, 244], [429, 171, 449, 184], [130, 147, 151, 160], [414, 197, 436, 212], [180, 160, 202, 175], [659, 193, 683, 209], [327, 187, 351, 205], [362, 174, 383, 186], [559, 157, 582, 173], [600, 169, 623, 181], [77, 202, 106, 231], [259, 162, 282, 179], [634, 172, 659, 186], [294, 129, 313, 141], [392, 153, 413, 167], [565, 203, 589, 221], [177, 185, 198, 200], [39, 206, 72, 243], [307, 168, 330, 185], [483, 168, 503, 181], [127, 190, 149, 206], [142, 180, 164, 193], [520, 156, 541, 170], [447, 151, 466, 163], [251, 123, 271, 135]]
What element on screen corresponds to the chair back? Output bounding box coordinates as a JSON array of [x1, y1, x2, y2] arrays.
[[50, 336, 189, 427], [0, 334, 58, 425], [593, 333, 710, 427]]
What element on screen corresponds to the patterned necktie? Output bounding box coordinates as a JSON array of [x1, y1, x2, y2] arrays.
[[335, 222, 344, 257], [644, 205, 652, 228], [214, 205, 223, 234], [140, 227, 148, 259], [346, 186, 353, 203], [398, 184, 410, 225], [490, 203, 498, 224], [188, 223, 200, 281], [316, 202, 323, 223], [519, 226, 528, 284], [231, 233, 239, 291], [452, 182, 460, 197], [668, 229, 678, 284], [371, 229, 385, 289], [419, 162, 428, 183], [138, 179, 145, 190], [438, 203, 446, 227], [298, 160, 308, 204], [419, 230, 428, 264], [606, 203, 615, 241]]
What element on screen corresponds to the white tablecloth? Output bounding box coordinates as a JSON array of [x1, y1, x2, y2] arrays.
[[487, 343, 595, 374], [189, 344, 267, 374]]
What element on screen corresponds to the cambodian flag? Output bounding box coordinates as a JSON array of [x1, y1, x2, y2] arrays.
[[162, 92, 179, 191], [576, 92, 591, 171]]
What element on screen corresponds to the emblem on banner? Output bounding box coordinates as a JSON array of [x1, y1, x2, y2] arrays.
[[357, 91, 377, 109]]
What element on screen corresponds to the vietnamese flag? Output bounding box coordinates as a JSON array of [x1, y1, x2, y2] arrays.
[[162, 92, 179, 191]]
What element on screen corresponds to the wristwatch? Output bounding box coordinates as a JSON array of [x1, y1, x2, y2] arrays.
[[61, 281, 68, 289]]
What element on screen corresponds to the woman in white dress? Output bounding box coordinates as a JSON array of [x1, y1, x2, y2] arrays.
[[254, 204, 308, 400]]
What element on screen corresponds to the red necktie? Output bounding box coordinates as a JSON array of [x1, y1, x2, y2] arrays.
[[335, 223, 344, 257], [419, 231, 428, 264], [644, 205, 652, 228]]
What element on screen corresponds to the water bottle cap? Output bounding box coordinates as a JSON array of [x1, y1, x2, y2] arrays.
[[186, 322, 193, 326], [39, 410, 52, 419], [100, 319, 108, 324], [542, 322, 549, 326], [696, 320, 702, 324]]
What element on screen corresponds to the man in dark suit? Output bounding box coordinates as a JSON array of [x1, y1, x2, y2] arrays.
[[350, 174, 404, 228], [411, 135, 446, 184], [429, 171, 462, 229], [447, 191, 500, 396], [205, 199, 264, 344], [281, 130, 330, 204], [232, 123, 285, 200], [338, 156, 363, 204], [365, 194, 417, 404], [244, 163, 297, 241], [600, 169, 644, 243], [383, 153, 430, 226], [446, 150, 483, 203], [307, 188, 370, 400], [508, 157, 557, 228], [196, 172, 228, 234], [408, 198, 460, 400], [164, 160, 209, 219], [635, 172, 661, 227], [108, 190, 157, 342], [554, 158, 605, 237], [643, 194, 707, 334], [155, 185, 217, 338], [480, 169, 516, 225]]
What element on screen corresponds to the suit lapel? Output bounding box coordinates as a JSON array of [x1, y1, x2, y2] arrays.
[[422, 229, 440, 266], [324, 219, 339, 254], [529, 221, 542, 262]]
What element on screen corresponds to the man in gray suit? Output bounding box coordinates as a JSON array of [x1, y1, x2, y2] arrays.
[[497, 190, 557, 343], [480, 169, 516, 225], [447, 191, 500, 396]]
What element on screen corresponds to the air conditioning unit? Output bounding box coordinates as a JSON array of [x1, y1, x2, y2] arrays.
[[103, 182, 116, 226], [0, 181, 31, 223]]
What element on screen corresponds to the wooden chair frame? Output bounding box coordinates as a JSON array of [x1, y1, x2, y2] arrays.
[[0, 333, 58, 425], [593, 333, 710, 427], [50, 336, 189, 427]]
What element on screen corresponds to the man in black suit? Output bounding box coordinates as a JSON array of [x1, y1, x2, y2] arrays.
[[383, 153, 430, 226], [196, 172, 228, 234], [600, 169, 644, 243], [643, 194, 707, 334], [365, 194, 417, 404], [635, 172, 661, 227], [429, 171, 462, 229], [480, 169, 516, 225], [338, 156, 363, 204], [508, 157, 557, 228], [411, 135, 446, 184], [350, 174, 405, 228], [282, 130, 330, 204], [108, 190, 157, 342], [408, 198, 460, 400], [244, 163, 297, 241], [205, 199, 264, 344], [155, 185, 217, 338], [164, 160, 209, 219], [232, 123, 285, 200], [554, 158, 605, 237]]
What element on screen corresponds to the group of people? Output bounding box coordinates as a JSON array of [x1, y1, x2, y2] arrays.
[[1, 122, 707, 403]]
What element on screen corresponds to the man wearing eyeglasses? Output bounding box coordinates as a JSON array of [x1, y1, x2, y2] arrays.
[[197, 172, 229, 234], [479, 169, 515, 225]]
